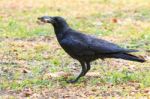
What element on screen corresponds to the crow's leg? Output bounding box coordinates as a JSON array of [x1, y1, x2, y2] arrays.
[[85, 62, 91, 74], [67, 61, 86, 83]]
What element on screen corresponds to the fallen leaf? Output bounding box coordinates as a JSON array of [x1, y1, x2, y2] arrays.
[[20, 88, 33, 97]]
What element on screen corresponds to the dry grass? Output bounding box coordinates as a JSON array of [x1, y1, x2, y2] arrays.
[[0, 0, 150, 98]]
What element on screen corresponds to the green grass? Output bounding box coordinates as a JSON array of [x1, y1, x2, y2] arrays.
[[0, 0, 150, 98]]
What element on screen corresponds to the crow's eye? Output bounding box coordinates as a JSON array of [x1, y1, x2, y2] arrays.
[[54, 17, 62, 22], [54, 17, 58, 21]]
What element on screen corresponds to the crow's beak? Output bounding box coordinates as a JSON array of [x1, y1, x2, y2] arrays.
[[37, 16, 54, 23]]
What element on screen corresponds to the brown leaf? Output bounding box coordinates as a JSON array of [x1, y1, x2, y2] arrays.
[[112, 18, 118, 23], [21, 88, 33, 97]]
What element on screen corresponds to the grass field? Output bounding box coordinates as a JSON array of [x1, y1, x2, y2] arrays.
[[0, 0, 150, 98]]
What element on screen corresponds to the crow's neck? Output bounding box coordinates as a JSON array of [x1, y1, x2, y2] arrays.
[[53, 25, 69, 40]]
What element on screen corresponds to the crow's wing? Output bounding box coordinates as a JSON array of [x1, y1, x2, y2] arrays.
[[88, 36, 138, 54], [60, 35, 95, 56], [60, 30, 137, 56]]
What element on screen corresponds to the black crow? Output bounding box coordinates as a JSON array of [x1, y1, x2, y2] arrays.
[[38, 16, 146, 83]]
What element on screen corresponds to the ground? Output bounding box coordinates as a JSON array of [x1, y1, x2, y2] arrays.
[[0, 0, 150, 98]]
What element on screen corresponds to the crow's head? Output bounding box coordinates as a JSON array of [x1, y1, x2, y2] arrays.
[[38, 16, 68, 29]]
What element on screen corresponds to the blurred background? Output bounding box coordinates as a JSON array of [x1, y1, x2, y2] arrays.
[[0, 0, 150, 98]]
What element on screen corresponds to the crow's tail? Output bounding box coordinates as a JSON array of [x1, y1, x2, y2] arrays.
[[113, 53, 146, 63]]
